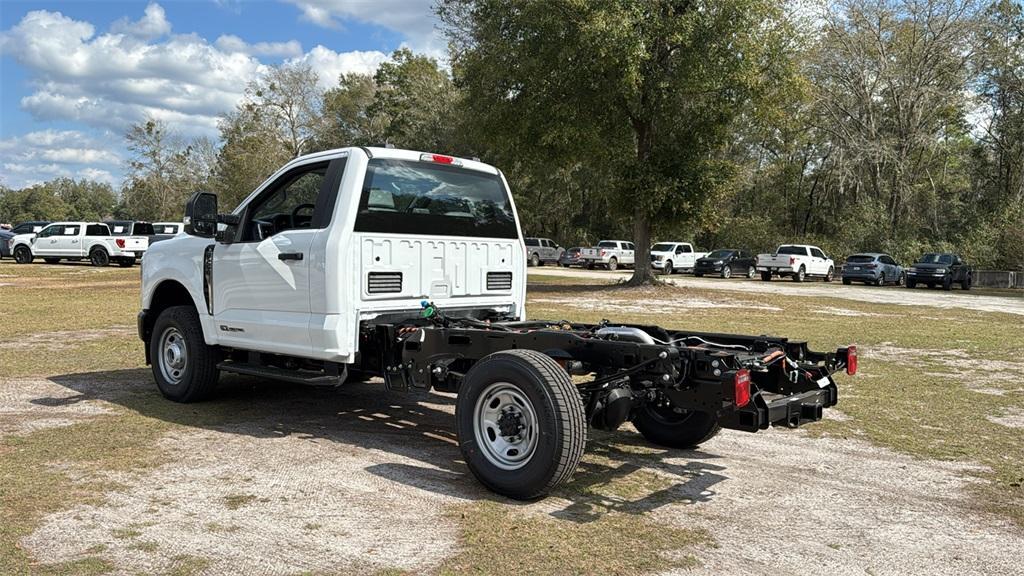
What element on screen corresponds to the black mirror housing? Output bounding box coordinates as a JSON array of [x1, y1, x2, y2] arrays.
[[184, 191, 218, 238]]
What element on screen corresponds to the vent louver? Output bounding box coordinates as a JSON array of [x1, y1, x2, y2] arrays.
[[487, 271, 513, 291], [367, 271, 402, 294]]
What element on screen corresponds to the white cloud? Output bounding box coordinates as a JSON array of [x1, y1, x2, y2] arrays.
[[110, 2, 172, 41], [0, 130, 121, 187], [215, 34, 303, 58], [288, 46, 389, 89], [284, 0, 446, 59]]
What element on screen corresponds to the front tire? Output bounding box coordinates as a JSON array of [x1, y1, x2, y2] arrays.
[[824, 267, 834, 282], [661, 260, 673, 275], [456, 349, 586, 500], [721, 265, 732, 279], [942, 276, 953, 291], [530, 253, 540, 267], [43, 257, 60, 264], [907, 279, 917, 289], [14, 246, 33, 264], [961, 276, 972, 291], [632, 403, 720, 449], [89, 248, 109, 267], [747, 265, 756, 279], [150, 306, 220, 403], [842, 278, 852, 285]]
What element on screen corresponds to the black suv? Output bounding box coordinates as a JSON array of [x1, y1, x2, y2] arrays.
[[906, 253, 972, 291]]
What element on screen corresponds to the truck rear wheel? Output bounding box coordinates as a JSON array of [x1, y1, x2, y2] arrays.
[[150, 305, 220, 403], [792, 266, 806, 282], [632, 403, 721, 449], [961, 276, 971, 290], [455, 349, 586, 500], [89, 248, 109, 267]]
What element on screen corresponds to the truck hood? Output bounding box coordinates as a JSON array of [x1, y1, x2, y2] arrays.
[[911, 262, 949, 271], [11, 232, 36, 244]]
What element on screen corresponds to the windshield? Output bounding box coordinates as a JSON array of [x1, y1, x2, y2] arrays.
[[707, 249, 734, 259], [777, 246, 807, 256], [918, 253, 953, 265], [354, 159, 517, 238], [846, 255, 875, 263], [651, 243, 675, 252]]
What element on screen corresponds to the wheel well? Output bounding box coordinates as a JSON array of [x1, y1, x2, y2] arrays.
[[89, 244, 108, 254], [142, 280, 198, 346]]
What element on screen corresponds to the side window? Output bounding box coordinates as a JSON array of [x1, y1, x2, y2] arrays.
[[542, 239, 553, 248], [85, 224, 108, 236], [244, 162, 329, 241], [675, 245, 684, 254], [38, 225, 61, 238], [625, 243, 635, 250], [683, 245, 692, 253], [811, 248, 825, 259], [63, 225, 80, 235]]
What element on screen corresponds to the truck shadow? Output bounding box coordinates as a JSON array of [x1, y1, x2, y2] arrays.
[[42, 368, 727, 523]]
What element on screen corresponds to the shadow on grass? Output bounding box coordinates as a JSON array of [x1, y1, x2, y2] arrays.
[[41, 368, 727, 523]]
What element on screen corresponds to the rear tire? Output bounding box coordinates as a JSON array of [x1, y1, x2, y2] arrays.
[[150, 305, 220, 403], [694, 272, 703, 278], [824, 267, 834, 282], [842, 278, 852, 285], [13, 245, 33, 264], [907, 279, 917, 289], [875, 273, 885, 287], [89, 248, 109, 267], [633, 404, 720, 449], [456, 349, 586, 500], [607, 257, 618, 271], [747, 266, 756, 279], [942, 276, 953, 291], [760, 271, 772, 281], [961, 276, 972, 290], [530, 253, 540, 267], [793, 266, 806, 282]]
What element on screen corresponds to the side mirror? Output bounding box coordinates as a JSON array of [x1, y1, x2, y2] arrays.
[[184, 192, 218, 238]]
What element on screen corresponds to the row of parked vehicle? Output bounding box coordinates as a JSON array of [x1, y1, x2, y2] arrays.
[[0, 220, 184, 267], [525, 237, 975, 291]]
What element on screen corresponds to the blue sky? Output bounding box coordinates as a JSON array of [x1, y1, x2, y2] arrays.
[[0, 0, 441, 188]]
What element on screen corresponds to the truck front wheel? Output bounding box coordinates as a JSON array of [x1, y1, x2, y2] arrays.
[[13, 246, 33, 264], [632, 403, 721, 449], [456, 349, 586, 500], [150, 305, 220, 403]]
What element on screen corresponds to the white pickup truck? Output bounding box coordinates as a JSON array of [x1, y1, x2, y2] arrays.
[[756, 244, 835, 282], [137, 146, 854, 500], [579, 240, 635, 270], [649, 242, 707, 275], [10, 221, 145, 267]]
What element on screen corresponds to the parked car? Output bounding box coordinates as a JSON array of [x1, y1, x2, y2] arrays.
[[649, 242, 708, 275], [558, 247, 585, 268], [0, 228, 13, 259], [694, 249, 758, 279], [841, 253, 905, 286], [104, 220, 154, 258], [524, 237, 565, 267], [10, 222, 144, 266], [580, 240, 635, 270], [906, 253, 972, 290], [10, 220, 50, 235], [756, 244, 835, 282]]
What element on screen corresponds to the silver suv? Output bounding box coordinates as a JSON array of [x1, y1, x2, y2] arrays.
[[524, 237, 565, 267]]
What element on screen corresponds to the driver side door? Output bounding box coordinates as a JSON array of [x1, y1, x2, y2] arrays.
[[212, 160, 336, 356]]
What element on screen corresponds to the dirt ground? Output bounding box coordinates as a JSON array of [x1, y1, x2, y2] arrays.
[[2, 371, 1021, 576], [530, 267, 1024, 315]]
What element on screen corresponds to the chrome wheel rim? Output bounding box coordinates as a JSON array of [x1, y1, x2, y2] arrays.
[[158, 327, 187, 385], [474, 381, 539, 470], [747, 266, 755, 278]]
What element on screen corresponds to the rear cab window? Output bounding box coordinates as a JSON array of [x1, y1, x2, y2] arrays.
[[597, 241, 619, 248], [525, 238, 539, 246], [777, 245, 808, 256], [85, 224, 109, 236], [354, 159, 517, 239]]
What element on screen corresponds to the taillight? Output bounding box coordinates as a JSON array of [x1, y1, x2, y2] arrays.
[[115, 239, 126, 248], [846, 345, 857, 375], [866, 263, 877, 269], [789, 256, 796, 265], [600, 249, 606, 257], [420, 153, 461, 166], [734, 369, 751, 408]]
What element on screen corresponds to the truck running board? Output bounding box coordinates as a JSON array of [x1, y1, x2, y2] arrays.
[[217, 360, 346, 386]]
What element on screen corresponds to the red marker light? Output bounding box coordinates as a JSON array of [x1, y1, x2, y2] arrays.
[[846, 345, 858, 375], [115, 239, 126, 248], [420, 153, 461, 165], [734, 369, 751, 408]]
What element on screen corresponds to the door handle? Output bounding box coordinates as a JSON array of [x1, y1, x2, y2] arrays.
[[278, 252, 303, 261]]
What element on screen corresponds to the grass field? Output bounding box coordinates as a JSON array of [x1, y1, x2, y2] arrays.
[[1, 260, 1021, 575]]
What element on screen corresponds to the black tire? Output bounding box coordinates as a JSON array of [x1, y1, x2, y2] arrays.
[[632, 403, 721, 449], [607, 257, 618, 271], [747, 265, 756, 279], [694, 272, 703, 278], [793, 266, 806, 282], [89, 248, 109, 267], [117, 257, 136, 268], [760, 271, 772, 281], [43, 257, 60, 264], [530, 253, 540, 267], [455, 349, 586, 500], [875, 273, 885, 287], [13, 245, 33, 264], [721, 265, 732, 279], [898, 272, 906, 287], [907, 279, 917, 289], [824, 267, 834, 282], [149, 305, 220, 403], [942, 276, 953, 291], [661, 260, 673, 275], [842, 278, 852, 285], [927, 282, 936, 289], [961, 276, 972, 291], [586, 261, 594, 270]]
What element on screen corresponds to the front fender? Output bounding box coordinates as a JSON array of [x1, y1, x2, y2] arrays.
[[141, 235, 219, 345]]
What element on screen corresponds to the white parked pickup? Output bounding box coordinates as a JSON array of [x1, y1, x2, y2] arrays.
[[579, 240, 635, 270], [756, 244, 835, 282], [649, 242, 707, 275], [9, 221, 144, 267]]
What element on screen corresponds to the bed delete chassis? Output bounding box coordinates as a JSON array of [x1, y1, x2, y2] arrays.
[[368, 319, 849, 434]]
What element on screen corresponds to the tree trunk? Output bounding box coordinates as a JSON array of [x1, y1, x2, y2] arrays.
[[628, 204, 654, 285]]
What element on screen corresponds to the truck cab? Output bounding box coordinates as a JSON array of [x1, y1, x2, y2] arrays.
[[10, 221, 140, 267], [649, 241, 707, 275]]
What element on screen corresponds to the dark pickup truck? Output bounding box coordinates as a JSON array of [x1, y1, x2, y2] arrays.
[[906, 253, 972, 291]]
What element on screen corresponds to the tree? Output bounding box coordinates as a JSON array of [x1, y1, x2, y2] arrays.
[[246, 62, 321, 157], [371, 48, 460, 152], [441, 0, 797, 284], [213, 104, 293, 210], [122, 118, 213, 221], [313, 73, 383, 150]]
